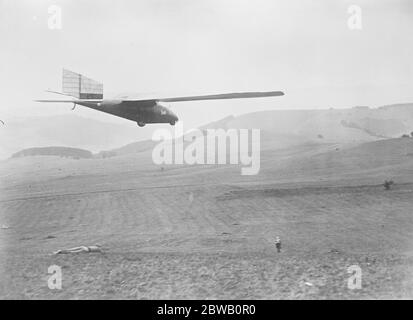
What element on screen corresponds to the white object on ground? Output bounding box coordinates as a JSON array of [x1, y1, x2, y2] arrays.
[[53, 245, 102, 255]]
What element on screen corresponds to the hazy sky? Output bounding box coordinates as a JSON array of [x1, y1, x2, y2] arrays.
[[1, 0, 412, 128]]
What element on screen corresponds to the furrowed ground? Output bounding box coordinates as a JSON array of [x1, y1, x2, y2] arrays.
[[1, 138, 413, 299]]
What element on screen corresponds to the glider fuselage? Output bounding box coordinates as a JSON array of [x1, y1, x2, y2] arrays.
[[78, 100, 179, 127]]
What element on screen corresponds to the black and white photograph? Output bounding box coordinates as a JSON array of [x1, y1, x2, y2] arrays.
[[1, 0, 413, 304]]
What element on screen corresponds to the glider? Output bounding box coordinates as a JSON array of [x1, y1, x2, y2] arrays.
[[36, 69, 284, 127]]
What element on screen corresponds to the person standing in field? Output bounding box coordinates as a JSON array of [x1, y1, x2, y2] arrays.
[[275, 236, 281, 253]]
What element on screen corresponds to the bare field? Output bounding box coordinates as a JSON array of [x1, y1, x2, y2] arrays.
[[1, 139, 413, 299]]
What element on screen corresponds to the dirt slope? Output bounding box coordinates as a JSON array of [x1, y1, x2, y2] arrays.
[[0, 138, 413, 299]]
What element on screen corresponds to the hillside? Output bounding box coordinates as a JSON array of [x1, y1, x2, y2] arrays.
[[0, 114, 148, 159], [110, 103, 413, 157], [11, 147, 93, 159], [2, 103, 413, 160], [1, 133, 413, 299]]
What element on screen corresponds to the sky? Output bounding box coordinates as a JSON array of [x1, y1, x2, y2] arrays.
[[1, 0, 413, 128]]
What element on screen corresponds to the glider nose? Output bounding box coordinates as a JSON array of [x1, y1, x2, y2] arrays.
[[170, 111, 178, 122]]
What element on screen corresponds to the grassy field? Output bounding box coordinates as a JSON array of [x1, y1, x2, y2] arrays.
[[1, 138, 413, 299]]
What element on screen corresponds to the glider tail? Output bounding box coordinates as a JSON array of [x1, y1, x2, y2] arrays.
[[62, 69, 103, 99]]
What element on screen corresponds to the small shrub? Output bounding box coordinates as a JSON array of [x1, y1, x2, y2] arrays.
[[384, 180, 394, 190]]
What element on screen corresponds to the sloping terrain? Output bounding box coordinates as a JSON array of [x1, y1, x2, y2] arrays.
[[0, 115, 145, 159], [3, 103, 413, 160], [1, 137, 413, 299]]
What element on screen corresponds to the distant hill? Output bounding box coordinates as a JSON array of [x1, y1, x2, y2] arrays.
[[3, 103, 413, 159], [222, 104, 413, 142], [109, 139, 157, 156], [11, 147, 93, 159], [0, 114, 150, 159], [109, 103, 413, 156]]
